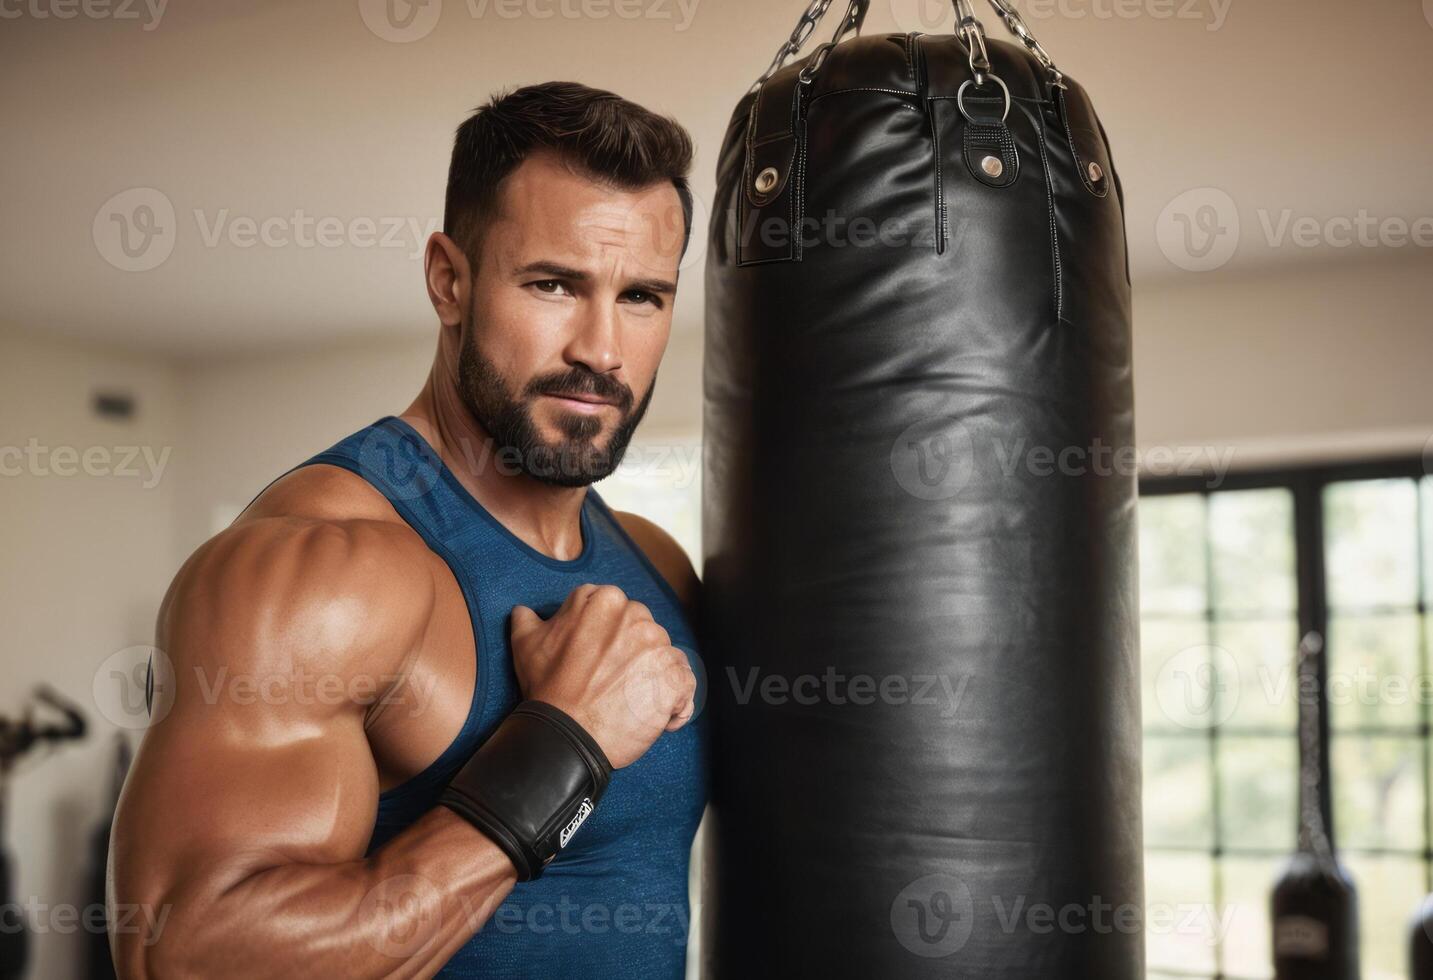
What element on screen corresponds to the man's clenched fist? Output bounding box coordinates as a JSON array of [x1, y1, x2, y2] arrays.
[[509, 584, 697, 769]]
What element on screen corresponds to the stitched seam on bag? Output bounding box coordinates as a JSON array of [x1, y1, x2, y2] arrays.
[[807, 86, 920, 109], [928, 99, 945, 251], [795, 116, 808, 260], [807, 86, 1055, 113], [1031, 108, 1064, 322], [792, 88, 806, 259], [914, 39, 942, 250], [739, 100, 757, 263], [928, 94, 1047, 107]]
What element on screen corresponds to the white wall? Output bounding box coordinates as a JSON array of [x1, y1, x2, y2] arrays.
[[0, 329, 182, 980], [1133, 251, 1433, 469], [171, 334, 435, 554]]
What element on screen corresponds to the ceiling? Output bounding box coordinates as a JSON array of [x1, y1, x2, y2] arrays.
[[2, 0, 1430, 357]]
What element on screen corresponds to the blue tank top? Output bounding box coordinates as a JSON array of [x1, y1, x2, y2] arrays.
[[299, 416, 708, 978]]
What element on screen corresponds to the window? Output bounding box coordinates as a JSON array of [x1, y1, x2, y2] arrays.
[[1141, 461, 1433, 980], [592, 434, 703, 565]]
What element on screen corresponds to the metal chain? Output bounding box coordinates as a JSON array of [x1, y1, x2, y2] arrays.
[[982, 0, 1064, 88], [752, 0, 1060, 93], [1295, 632, 1336, 865], [754, 0, 840, 89], [952, 0, 993, 85], [798, 0, 866, 84], [753, 0, 869, 90]]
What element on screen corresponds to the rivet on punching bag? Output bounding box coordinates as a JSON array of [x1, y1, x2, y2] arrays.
[[1271, 633, 1360, 979], [701, 1, 1142, 977]]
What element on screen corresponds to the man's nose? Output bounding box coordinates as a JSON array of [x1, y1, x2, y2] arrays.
[[562, 300, 622, 376]]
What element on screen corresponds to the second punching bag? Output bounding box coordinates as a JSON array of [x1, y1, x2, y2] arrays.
[[701, 2, 1142, 977]]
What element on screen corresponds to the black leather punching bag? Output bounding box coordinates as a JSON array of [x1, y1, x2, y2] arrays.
[[701, 2, 1141, 977], [1413, 895, 1433, 979]]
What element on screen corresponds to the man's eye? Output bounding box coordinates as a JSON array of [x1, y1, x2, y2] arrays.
[[530, 280, 569, 295], [623, 290, 662, 308]]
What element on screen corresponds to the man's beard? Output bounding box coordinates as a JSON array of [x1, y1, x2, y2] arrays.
[[457, 325, 654, 488]]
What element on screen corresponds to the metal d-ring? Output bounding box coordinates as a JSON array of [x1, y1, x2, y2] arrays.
[[957, 74, 1011, 125]]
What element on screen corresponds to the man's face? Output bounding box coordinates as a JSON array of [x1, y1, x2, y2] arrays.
[[457, 150, 683, 487]]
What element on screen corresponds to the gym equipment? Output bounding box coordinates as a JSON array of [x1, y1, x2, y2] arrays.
[[701, 1, 1140, 976], [0, 802, 21, 980], [1270, 633, 1359, 979], [1413, 894, 1433, 979], [0, 687, 88, 980]]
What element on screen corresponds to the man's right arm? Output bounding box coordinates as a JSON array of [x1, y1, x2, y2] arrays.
[[109, 514, 698, 979], [109, 516, 519, 979]]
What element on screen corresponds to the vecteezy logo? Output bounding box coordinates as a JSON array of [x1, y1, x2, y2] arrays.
[[890, 873, 974, 958], [890, 418, 976, 501], [622, 645, 708, 726], [1154, 644, 1240, 729], [1273, 914, 1330, 958], [560, 798, 594, 848], [356, 426, 442, 501], [94, 645, 176, 730], [93, 188, 177, 272], [359, 0, 442, 42], [677, 189, 711, 273], [359, 874, 444, 958], [1156, 187, 1240, 272]]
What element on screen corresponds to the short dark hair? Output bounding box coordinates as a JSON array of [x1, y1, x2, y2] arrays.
[[444, 80, 695, 271]]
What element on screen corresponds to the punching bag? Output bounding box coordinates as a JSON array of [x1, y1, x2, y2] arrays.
[[0, 796, 25, 980], [701, 2, 1142, 977], [1413, 895, 1433, 979], [1271, 633, 1360, 979]]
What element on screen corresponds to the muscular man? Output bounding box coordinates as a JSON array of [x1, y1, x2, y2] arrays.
[[109, 81, 705, 978]]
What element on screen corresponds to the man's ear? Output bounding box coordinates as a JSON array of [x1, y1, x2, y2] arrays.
[[425, 232, 470, 330]]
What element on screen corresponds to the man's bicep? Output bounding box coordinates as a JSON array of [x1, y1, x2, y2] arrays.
[[113, 655, 382, 904], [106, 688, 380, 980], [113, 517, 424, 904]]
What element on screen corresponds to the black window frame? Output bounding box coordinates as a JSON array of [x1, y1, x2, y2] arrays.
[[1140, 455, 1432, 980]]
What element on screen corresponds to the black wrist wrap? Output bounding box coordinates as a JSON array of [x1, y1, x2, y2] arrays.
[[439, 700, 613, 881]]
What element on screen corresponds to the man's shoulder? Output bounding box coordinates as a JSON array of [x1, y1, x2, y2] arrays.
[[611, 510, 700, 617], [245, 461, 407, 526], [159, 467, 438, 689]]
